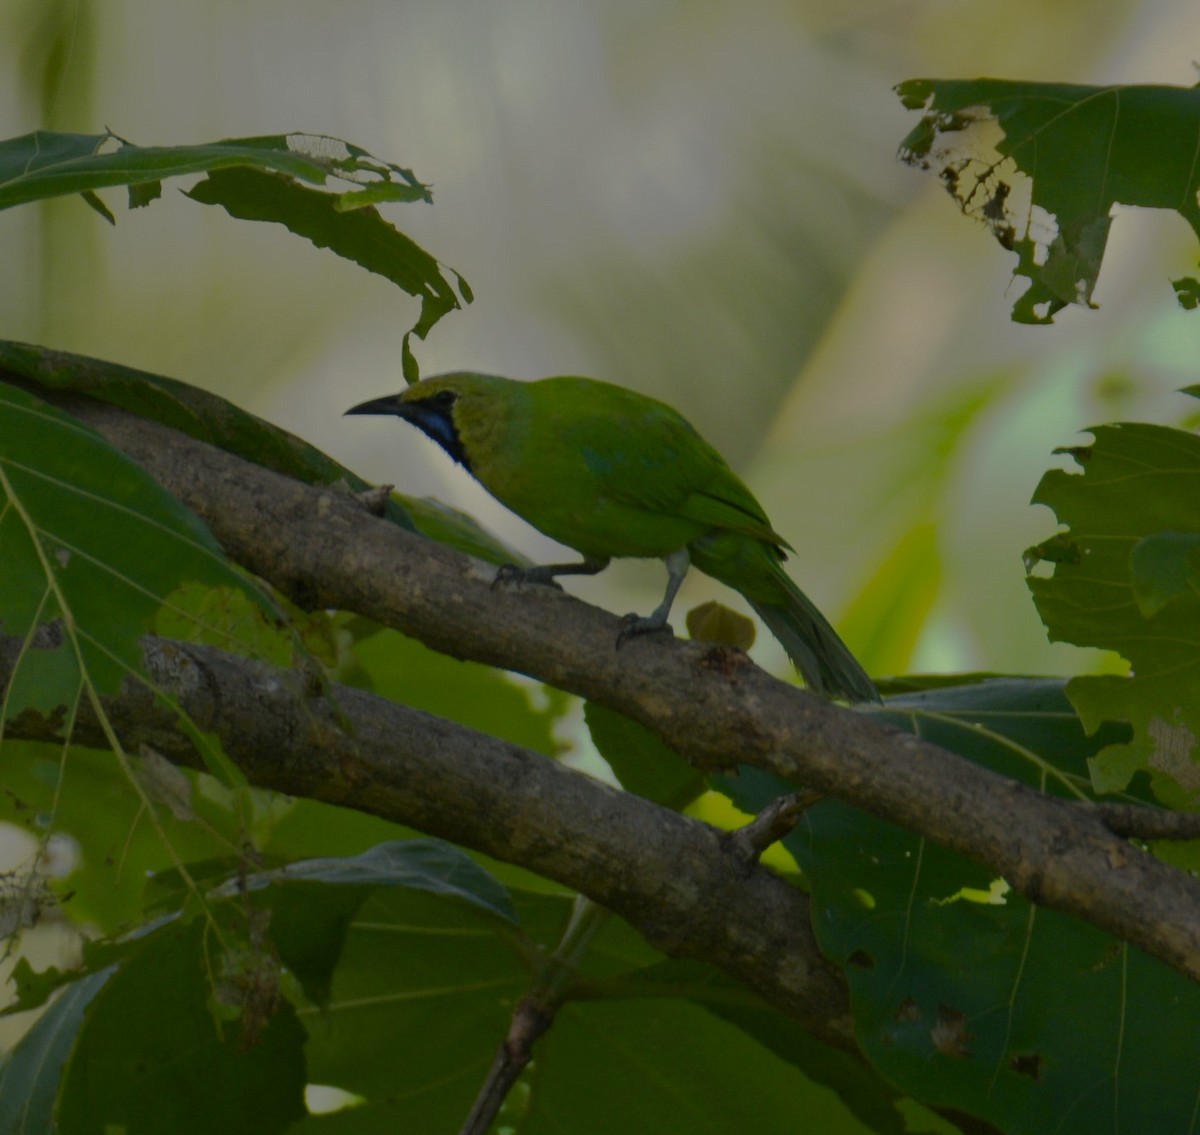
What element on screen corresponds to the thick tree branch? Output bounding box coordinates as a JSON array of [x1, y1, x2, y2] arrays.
[[28, 391, 1200, 986], [0, 629, 852, 1048]]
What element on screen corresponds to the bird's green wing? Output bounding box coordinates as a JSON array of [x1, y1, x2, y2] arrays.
[[570, 403, 789, 548], [678, 477, 792, 549]]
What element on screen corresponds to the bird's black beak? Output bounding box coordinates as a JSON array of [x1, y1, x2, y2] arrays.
[[344, 393, 407, 417]]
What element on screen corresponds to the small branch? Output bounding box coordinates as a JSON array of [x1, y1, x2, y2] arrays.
[[726, 789, 825, 866], [459, 998, 553, 1135], [460, 898, 606, 1135], [1084, 802, 1200, 842]]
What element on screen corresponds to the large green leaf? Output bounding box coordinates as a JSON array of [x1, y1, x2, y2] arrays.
[[1025, 418, 1200, 803], [348, 623, 566, 756], [0, 968, 114, 1135], [0, 131, 468, 344], [55, 918, 307, 1135], [0, 381, 279, 703], [0, 130, 427, 211], [896, 79, 1200, 323], [584, 701, 706, 809], [0, 742, 259, 934], [295, 883, 879, 1134], [714, 680, 1200, 1135], [0, 340, 527, 564]]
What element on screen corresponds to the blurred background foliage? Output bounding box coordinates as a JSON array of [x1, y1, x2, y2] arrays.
[[3, 0, 1199, 681]]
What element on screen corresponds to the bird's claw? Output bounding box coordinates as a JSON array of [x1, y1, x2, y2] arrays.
[[615, 612, 674, 650]]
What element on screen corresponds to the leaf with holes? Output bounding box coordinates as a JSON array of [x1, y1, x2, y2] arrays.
[[1025, 416, 1200, 804], [0, 130, 470, 347], [713, 679, 1200, 1135], [897, 79, 1200, 323]]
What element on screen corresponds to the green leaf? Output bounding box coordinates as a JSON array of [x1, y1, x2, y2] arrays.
[[896, 79, 1200, 323], [0, 338, 418, 526], [349, 625, 567, 755], [185, 167, 463, 342], [525, 998, 881, 1135], [0, 382, 279, 701], [0, 130, 429, 212], [292, 880, 882, 1134], [714, 680, 1200, 1135], [0, 339, 533, 565], [398, 495, 529, 566], [1128, 531, 1200, 617], [298, 888, 532, 1112], [236, 839, 519, 924], [584, 701, 705, 809], [1026, 422, 1200, 801], [0, 967, 115, 1135], [0, 743, 261, 933], [56, 918, 307, 1135], [583, 958, 926, 1135], [0, 130, 469, 343]]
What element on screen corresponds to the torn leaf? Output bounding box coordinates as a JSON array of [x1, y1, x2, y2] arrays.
[[896, 79, 1200, 323]]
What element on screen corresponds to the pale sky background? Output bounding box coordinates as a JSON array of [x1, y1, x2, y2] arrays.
[[4, 0, 1200, 679]]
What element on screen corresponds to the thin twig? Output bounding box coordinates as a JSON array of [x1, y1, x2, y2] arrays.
[[459, 898, 608, 1135], [726, 789, 825, 866]]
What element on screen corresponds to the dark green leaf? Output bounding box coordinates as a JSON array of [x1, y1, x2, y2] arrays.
[[524, 999, 880, 1135], [0, 130, 468, 343], [0, 382, 279, 707], [1026, 421, 1200, 800], [714, 680, 1195, 1135], [0, 130, 429, 212], [584, 702, 706, 809], [1129, 531, 1200, 617], [0, 968, 114, 1135], [897, 80, 1200, 323], [56, 919, 307, 1135], [235, 840, 519, 924], [185, 167, 462, 341]]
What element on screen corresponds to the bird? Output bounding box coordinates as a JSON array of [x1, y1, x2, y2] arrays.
[[346, 372, 877, 703]]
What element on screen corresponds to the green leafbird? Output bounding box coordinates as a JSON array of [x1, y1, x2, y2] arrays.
[[346, 373, 877, 703]]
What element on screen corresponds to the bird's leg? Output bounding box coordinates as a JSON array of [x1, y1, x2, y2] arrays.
[[617, 547, 690, 647], [494, 556, 610, 591]]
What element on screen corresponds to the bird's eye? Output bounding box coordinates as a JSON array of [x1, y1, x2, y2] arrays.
[[430, 389, 458, 410]]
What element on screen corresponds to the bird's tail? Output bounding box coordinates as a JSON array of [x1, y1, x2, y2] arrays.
[[747, 594, 879, 704], [690, 534, 878, 703]]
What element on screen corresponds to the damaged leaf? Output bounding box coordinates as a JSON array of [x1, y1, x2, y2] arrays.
[[897, 79, 1200, 323], [1026, 412, 1200, 803]]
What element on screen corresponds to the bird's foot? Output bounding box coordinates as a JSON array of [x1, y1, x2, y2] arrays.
[[492, 563, 563, 591], [616, 612, 674, 650]]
